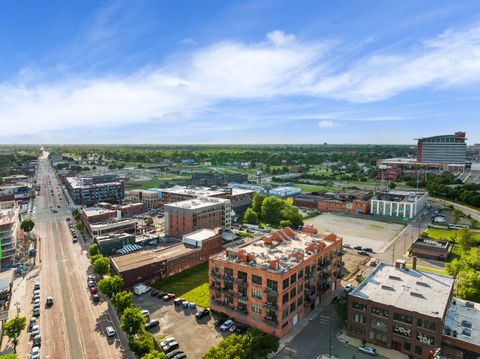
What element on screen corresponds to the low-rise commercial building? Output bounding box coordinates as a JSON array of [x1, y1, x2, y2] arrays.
[[164, 197, 231, 238], [64, 176, 124, 206], [294, 190, 372, 215], [0, 185, 31, 203], [411, 237, 452, 261], [370, 190, 428, 220], [86, 217, 138, 237], [209, 227, 342, 337], [95, 233, 136, 256], [97, 202, 145, 218], [111, 228, 223, 287], [347, 260, 455, 359], [1, 175, 30, 185], [0, 203, 20, 268], [129, 189, 161, 209]]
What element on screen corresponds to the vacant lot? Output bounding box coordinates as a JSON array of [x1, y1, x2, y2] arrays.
[[151, 262, 209, 308], [305, 213, 405, 253]]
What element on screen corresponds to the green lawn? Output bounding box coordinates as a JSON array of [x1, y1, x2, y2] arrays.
[[405, 264, 447, 275], [150, 262, 210, 308], [124, 180, 161, 190], [426, 228, 480, 242]]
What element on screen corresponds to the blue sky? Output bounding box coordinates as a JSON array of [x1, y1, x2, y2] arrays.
[[1, 0, 480, 145]]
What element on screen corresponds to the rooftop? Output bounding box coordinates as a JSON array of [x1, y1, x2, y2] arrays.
[[164, 196, 229, 210], [183, 228, 218, 242], [0, 205, 19, 227], [444, 297, 480, 346], [82, 207, 116, 218], [162, 186, 225, 198], [212, 227, 341, 273], [373, 189, 427, 202], [111, 243, 197, 272], [413, 237, 450, 250], [350, 262, 454, 319], [66, 177, 122, 189]]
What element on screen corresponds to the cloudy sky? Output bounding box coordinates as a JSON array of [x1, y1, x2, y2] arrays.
[[1, 0, 480, 144]]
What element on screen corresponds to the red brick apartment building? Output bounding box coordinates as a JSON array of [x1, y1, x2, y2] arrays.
[[209, 227, 342, 337], [164, 197, 231, 238]]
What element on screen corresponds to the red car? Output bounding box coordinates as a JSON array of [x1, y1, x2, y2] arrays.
[[89, 286, 98, 294]]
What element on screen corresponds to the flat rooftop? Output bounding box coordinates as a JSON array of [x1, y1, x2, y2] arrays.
[[444, 297, 480, 346], [0, 206, 19, 227], [230, 188, 255, 196], [213, 228, 341, 273], [183, 228, 217, 242], [162, 186, 225, 198], [83, 207, 115, 217], [66, 177, 122, 189], [413, 237, 450, 250], [111, 243, 197, 272], [164, 196, 229, 210], [373, 189, 427, 202], [350, 262, 454, 319]]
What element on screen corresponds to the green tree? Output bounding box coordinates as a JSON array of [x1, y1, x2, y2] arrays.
[[98, 275, 125, 298], [252, 193, 267, 214], [261, 197, 285, 225], [71, 209, 80, 220], [90, 254, 103, 265], [248, 329, 279, 359], [121, 307, 146, 336], [452, 209, 462, 224], [281, 204, 303, 228], [128, 333, 155, 357], [457, 269, 480, 302], [279, 219, 292, 228], [93, 256, 111, 276], [3, 316, 26, 352], [141, 351, 166, 359], [76, 220, 85, 232], [88, 243, 100, 256], [112, 291, 133, 314], [0, 354, 19, 359], [243, 208, 258, 225], [389, 181, 396, 189], [145, 217, 154, 226], [458, 228, 475, 253], [20, 219, 35, 233]]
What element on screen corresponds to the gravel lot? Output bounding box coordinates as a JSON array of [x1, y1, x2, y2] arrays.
[[305, 213, 405, 253], [133, 293, 225, 358]]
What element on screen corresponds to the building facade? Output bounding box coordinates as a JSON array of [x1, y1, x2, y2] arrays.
[[164, 197, 231, 238], [64, 176, 124, 206], [293, 190, 372, 215], [347, 261, 455, 359], [0, 203, 20, 268], [417, 132, 467, 165], [371, 190, 427, 220], [209, 227, 342, 337]]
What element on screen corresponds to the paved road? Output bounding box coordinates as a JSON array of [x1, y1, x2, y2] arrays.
[[274, 302, 388, 359], [24, 153, 129, 359]]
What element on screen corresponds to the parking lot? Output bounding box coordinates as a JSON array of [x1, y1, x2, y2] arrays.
[[133, 292, 225, 358], [305, 213, 405, 253]]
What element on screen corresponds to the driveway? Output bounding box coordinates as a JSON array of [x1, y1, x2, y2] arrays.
[[133, 293, 224, 358]]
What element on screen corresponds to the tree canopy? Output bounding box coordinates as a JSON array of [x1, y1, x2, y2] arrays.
[[243, 208, 258, 225], [98, 275, 124, 298], [20, 219, 35, 233], [128, 333, 155, 357], [121, 307, 146, 336], [141, 351, 166, 359], [93, 256, 110, 276], [112, 291, 134, 315], [88, 243, 100, 256], [3, 317, 26, 344]]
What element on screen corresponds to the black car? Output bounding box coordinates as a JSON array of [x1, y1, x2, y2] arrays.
[[92, 294, 100, 302], [363, 247, 373, 253], [151, 290, 158, 297], [234, 325, 248, 335], [358, 251, 370, 256], [144, 319, 160, 330], [167, 350, 184, 359], [214, 318, 226, 327], [353, 246, 363, 251], [157, 291, 166, 298], [195, 308, 210, 320]]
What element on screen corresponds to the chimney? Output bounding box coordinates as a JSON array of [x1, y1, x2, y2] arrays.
[[412, 256, 417, 270], [395, 259, 406, 269]]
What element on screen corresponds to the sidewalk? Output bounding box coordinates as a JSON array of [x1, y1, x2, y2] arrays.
[[337, 332, 409, 359], [272, 288, 344, 357]]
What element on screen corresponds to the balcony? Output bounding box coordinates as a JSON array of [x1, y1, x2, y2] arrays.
[[263, 287, 278, 296], [263, 316, 278, 327], [263, 301, 278, 309]]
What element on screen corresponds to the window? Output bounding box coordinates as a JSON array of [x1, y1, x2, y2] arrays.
[[297, 296, 303, 307], [251, 303, 262, 314], [403, 342, 411, 352], [290, 273, 297, 284], [298, 282, 304, 292], [290, 302, 296, 313], [282, 308, 289, 319], [283, 278, 289, 289], [252, 289, 262, 299], [282, 293, 289, 304], [416, 332, 435, 346], [298, 269, 304, 279], [252, 275, 262, 286], [417, 318, 436, 331], [282, 321, 288, 328], [371, 307, 389, 318], [369, 330, 387, 343], [352, 313, 366, 324], [290, 287, 296, 299], [392, 325, 412, 338], [415, 346, 422, 355], [267, 279, 278, 291], [394, 313, 412, 324], [352, 301, 367, 312], [351, 327, 365, 336], [370, 319, 387, 332]]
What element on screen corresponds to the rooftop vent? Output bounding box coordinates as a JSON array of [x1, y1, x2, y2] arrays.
[[410, 292, 425, 299], [466, 302, 475, 309], [462, 320, 472, 329], [381, 285, 395, 291], [416, 281, 430, 288], [462, 328, 472, 337], [389, 275, 402, 281]]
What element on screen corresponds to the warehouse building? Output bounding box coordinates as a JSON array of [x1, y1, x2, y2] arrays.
[[370, 190, 427, 220]]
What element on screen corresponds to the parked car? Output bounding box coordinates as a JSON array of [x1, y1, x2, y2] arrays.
[[358, 251, 370, 256], [46, 296, 54, 307], [174, 298, 185, 305], [105, 326, 116, 337], [182, 302, 190, 309], [92, 294, 100, 302], [141, 309, 150, 317], [33, 289, 40, 296], [33, 308, 40, 317], [195, 308, 210, 320], [160, 337, 179, 352], [344, 284, 354, 293], [214, 318, 226, 327], [31, 346, 40, 359], [343, 244, 351, 249], [353, 246, 363, 251], [156, 291, 166, 298], [163, 293, 175, 301], [358, 345, 376, 356], [363, 248, 373, 253], [29, 318, 37, 331], [220, 319, 234, 331], [33, 303, 41, 310], [33, 334, 41, 347], [88, 280, 96, 288], [151, 290, 158, 297], [172, 353, 187, 359], [89, 286, 98, 294], [31, 325, 40, 337], [166, 350, 184, 359], [234, 325, 248, 334], [144, 319, 160, 330], [188, 302, 196, 310], [160, 337, 177, 348], [34, 281, 40, 290]]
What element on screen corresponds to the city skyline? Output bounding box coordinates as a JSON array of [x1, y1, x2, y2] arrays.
[[1, 1, 480, 144]]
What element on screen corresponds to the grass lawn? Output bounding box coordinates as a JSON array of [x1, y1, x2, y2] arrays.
[[426, 228, 480, 242], [124, 180, 161, 190], [405, 264, 447, 275], [151, 262, 209, 308]]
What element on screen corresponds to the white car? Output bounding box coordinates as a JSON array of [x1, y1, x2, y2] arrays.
[[105, 326, 116, 337], [31, 346, 40, 359], [141, 309, 150, 317], [344, 284, 354, 293], [220, 319, 234, 331], [31, 325, 40, 337], [160, 337, 177, 348], [358, 345, 376, 356]]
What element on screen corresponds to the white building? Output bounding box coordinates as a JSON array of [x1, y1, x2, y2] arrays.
[[370, 190, 428, 220]]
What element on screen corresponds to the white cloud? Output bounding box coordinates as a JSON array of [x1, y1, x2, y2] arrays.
[[318, 120, 337, 128], [2, 24, 480, 138], [180, 37, 195, 45]]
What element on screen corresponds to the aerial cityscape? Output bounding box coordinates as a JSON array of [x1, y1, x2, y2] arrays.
[[1, 1, 480, 359]]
